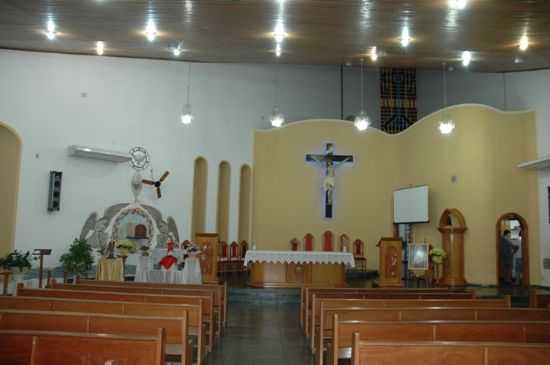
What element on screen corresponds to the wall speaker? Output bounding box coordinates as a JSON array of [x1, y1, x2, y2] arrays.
[[48, 171, 62, 212]]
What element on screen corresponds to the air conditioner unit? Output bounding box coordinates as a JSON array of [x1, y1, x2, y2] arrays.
[[68, 145, 131, 163]]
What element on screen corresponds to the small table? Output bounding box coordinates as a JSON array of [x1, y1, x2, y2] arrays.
[[96, 257, 124, 281]]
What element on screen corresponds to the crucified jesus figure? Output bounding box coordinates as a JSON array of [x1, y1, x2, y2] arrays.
[[306, 143, 354, 218]]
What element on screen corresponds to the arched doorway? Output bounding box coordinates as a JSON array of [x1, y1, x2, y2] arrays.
[[496, 213, 529, 288], [0, 121, 22, 256]]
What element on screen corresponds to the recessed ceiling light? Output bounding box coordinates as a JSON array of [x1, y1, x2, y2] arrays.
[[96, 41, 105, 55], [519, 35, 529, 51], [275, 43, 282, 57], [172, 43, 183, 57], [273, 21, 287, 43], [400, 26, 412, 48], [44, 19, 56, 40], [369, 46, 378, 62], [145, 19, 157, 42], [449, 0, 467, 10], [461, 50, 472, 67]]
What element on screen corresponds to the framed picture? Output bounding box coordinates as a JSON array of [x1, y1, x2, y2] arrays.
[[408, 243, 429, 271]]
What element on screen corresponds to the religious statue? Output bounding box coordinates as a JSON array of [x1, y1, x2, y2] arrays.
[[306, 143, 354, 218]]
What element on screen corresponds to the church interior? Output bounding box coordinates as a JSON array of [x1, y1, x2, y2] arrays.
[[1, 1, 550, 364]]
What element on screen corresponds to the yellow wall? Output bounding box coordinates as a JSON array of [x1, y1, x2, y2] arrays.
[[0, 122, 22, 257], [252, 105, 541, 285]]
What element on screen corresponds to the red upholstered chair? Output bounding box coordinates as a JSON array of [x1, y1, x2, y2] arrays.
[[304, 233, 314, 251], [217, 241, 229, 274], [323, 230, 334, 252], [353, 239, 367, 272], [339, 234, 350, 252], [229, 241, 240, 272], [290, 238, 300, 251], [239, 240, 248, 272]]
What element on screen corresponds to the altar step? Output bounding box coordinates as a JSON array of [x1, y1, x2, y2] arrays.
[[228, 287, 301, 304]]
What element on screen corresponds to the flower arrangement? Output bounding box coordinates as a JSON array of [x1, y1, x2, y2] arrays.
[[429, 247, 447, 264], [116, 240, 136, 257], [0, 250, 33, 273], [60, 238, 94, 277]]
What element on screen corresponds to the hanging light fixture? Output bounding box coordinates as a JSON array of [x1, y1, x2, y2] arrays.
[[180, 63, 194, 125], [269, 106, 285, 128], [438, 62, 455, 135], [354, 59, 370, 131], [269, 65, 285, 128]]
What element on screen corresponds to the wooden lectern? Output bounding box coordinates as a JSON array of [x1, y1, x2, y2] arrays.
[[195, 233, 219, 284], [377, 237, 403, 287]]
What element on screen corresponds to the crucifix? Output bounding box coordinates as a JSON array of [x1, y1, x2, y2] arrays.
[[306, 143, 354, 218]]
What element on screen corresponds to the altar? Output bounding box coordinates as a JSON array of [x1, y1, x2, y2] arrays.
[[244, 251, 354, 288]]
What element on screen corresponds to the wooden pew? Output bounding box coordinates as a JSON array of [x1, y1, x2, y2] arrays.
[[16, 285, 215, 353], [304, 289, 475, 337], [75, 279, 228, 329], [0, 309, 192, 365], [50, 281, 222, 337], [301, 287, 471, 329], [0, 295, 206, 363], [316, 306, 550, 365], [308, 295, 510, 345], [332, 316, 550, 365], [350, 336, 550, 365], [530, 289, 550, 308], [0, 329, 165, 365]]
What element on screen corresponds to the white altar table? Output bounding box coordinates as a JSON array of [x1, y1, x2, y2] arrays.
[[245, 250, 354, 288], [133, 249, 202, 284]]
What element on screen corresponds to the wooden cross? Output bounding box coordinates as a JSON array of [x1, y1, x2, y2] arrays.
[[306, 143, 354, 218]]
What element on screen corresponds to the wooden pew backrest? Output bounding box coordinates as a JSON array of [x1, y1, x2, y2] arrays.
[[0, 329, 165, 365], [333, 317, 550, 364], [351, 337, 550, 365], [0, 309, 189, 365]]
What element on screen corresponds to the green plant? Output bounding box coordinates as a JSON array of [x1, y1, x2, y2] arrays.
[[60, 238, 94, 277], [116, 240, 136, 257], [0, 250, 33, 272], [429, 247, 447, 264]]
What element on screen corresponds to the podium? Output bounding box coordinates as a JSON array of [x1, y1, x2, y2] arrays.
[[438, 209, 468, 287], [377, 237, 403, 287], [195, 233, 219, 284]]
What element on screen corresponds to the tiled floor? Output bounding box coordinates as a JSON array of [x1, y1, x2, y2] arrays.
[[204, 302, 314, 365]]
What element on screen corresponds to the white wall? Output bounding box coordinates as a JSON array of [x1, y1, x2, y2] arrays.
[[417, 68, 550, 286], [0, 49, 380, 267]]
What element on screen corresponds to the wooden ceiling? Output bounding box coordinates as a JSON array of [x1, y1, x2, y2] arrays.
[[1, 0, 549, 72]]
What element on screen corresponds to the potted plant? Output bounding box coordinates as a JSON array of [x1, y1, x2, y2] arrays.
[[115, 240, 136, 258], [59, 238, 94, 281], [429, 247, 447, 285], [0, 250, 33, 283]]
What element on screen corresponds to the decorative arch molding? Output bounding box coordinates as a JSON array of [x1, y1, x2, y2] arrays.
[[0, 121, 22, 256], [439, 208, 467, 232], [216, 161, 231, 242], [191, 157, 208, 239], [238, 164, 252, 243], [495, 212, 530, 287]]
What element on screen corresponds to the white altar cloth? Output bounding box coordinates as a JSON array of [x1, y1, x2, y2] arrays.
[[133, 250, 202, 284], [244, 250, 355, 268]]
